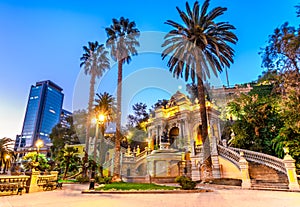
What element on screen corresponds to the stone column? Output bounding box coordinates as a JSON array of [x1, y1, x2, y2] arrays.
[[283, 154, 300, 190], [28, 171, 40, 193], [239, 152, 251, 189], [50, 171, 58, 180], [211, 136, 221, 178]]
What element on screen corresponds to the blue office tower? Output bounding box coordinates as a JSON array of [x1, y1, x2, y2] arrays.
[[20, 80, 64, 147]]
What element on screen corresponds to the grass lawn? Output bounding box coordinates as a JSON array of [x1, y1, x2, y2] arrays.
[[95, 182, 178, 191], [58, 179, 79, 183]]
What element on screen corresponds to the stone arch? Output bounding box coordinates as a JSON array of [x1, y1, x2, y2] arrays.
[[192, 124, 203, 146], [169, 126, 179, 147], [151, 134, 156, 150], [136, 163, 147, 176]]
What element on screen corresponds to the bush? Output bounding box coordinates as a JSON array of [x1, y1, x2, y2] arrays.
[[175, 176, 196, 190], [96, 176, 112, 184], [76, 175, 90, 183]]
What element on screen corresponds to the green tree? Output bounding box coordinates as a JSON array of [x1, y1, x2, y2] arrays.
[[227, 92, 282, 155], [260, 22, 300, 73], [49, 116, 80, 159], [127, 102, 149, 129], [93, 92, 116, 165], [56, 147, 81, 179], [105, 17, 140, 179], [22, 152, 49, 172], [80, 41, 110, 157], [94, 92, 116, 128], [161, 0, 237, 176], [260, 6, 300, 168]]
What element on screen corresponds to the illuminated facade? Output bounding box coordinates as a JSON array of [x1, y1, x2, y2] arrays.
[[147, 91, 221, 156]]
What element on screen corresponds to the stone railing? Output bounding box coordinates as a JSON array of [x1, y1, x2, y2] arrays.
[[229, 147, 286, 174], [122, 150, 148, 163], [135, 150, 147, 161], [0, 175, 30, 195], [217, 144, 241, 169]]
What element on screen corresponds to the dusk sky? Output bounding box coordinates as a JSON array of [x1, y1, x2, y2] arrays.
[[0, 0, 299, 139]]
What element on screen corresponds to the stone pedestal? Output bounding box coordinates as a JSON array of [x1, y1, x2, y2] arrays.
[[28, 171, 40, 193], [50, 171, 58, 180], [239, 153, 251, 189], [283, 154, 300, 190]]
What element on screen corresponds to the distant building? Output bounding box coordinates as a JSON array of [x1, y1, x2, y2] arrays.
[[14, 135, 24, 151], [16, 80, 64, 151], [60, 109, 72, 128]]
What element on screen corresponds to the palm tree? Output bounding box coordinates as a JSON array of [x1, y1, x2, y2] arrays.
[[105, 17, 140, 179], [162, 0, 237, 178], [94, 92, 116, 127], [0, 137, 13, 173], [58, 147, 81, 180], [94, 92, 116, 176], [80, 42, 110, 159]]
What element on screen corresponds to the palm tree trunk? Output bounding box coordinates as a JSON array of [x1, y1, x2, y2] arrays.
[[93, 122, 99, 162], [84, 69, 96, 176], [113, 60, 122, 181], [197, 76, 212, 180], [63, 158, 70, 180]]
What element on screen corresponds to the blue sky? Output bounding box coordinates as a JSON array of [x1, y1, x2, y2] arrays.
[[0, 0, 299, 139]]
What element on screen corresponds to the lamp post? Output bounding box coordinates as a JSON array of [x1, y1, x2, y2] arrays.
[[35, 139, 44, 170], [93, 114, 105, 162], [89, 114, 105, 190]]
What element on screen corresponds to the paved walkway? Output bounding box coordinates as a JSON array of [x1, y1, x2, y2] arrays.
[[1, 184, 300, 207]]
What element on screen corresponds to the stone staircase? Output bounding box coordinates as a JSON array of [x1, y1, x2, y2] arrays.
[[191, 156, 201, 181], [215, 145, 300, 190], [249, 162, 289, 190]]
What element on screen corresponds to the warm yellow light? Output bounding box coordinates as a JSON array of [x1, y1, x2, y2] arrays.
[[5, 154, 10, 160], [35, 139, 44, 148], [98, 114, 105, 122]]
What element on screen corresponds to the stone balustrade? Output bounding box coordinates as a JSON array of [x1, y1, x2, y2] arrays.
[[229, 147, 286, 174], [217, 144, 241, 169], [0, 175, 30, 195]]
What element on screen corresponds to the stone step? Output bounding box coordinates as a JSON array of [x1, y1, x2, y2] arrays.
[[251, 180, 289, 190], [248, 162, 288, 183]]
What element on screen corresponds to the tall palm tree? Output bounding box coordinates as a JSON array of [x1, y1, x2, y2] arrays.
[[94, 92, 116, 175], [162, 0, 237, 177], [80, 42, 110, 158], [105, 17, 140, 179]]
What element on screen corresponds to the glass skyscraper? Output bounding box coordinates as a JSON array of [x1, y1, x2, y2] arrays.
[[20, 80, 64, 147]]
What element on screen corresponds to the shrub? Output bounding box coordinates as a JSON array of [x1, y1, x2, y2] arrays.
[[76, 175, 90, 183], [96, 176, 112, 184], [175, 176, 196, 190]]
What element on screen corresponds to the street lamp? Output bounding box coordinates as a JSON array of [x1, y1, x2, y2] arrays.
[[90, 113, 106, 190], [93, 114, 105, 162], [35, 139, 44, 162]]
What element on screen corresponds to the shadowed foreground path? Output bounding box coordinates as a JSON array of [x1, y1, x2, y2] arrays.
[[1, 184, 300, 207]]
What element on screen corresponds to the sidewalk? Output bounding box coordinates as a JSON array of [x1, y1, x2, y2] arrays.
[[1, 183, 300, 207]]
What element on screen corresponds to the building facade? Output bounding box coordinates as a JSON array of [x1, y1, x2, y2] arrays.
[[18, 80, 64, 149], [60, 109, 72, 128]]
